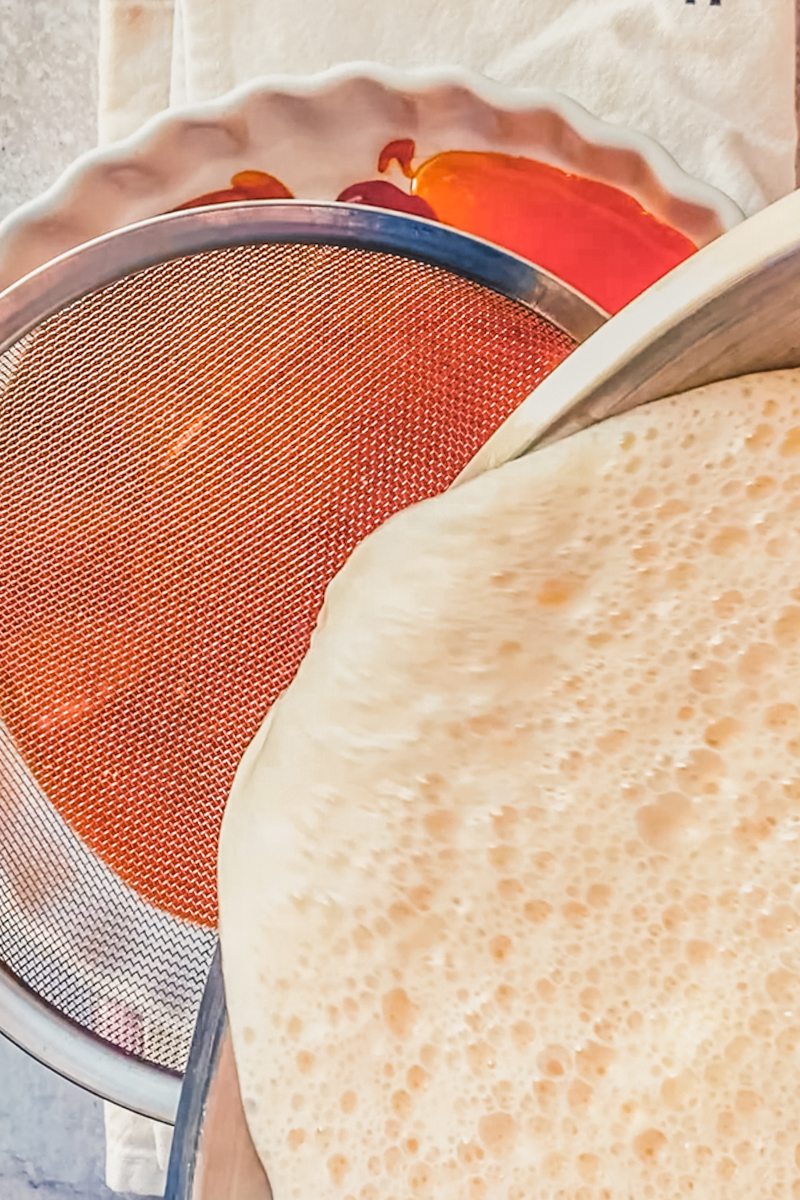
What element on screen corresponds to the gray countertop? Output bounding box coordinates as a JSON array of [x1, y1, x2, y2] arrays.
[[1, 0, 98, 221], [0, 1034, 130, 1200], [0, 15, 156, 1200]]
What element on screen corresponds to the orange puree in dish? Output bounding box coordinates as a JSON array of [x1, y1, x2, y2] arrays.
[[382, 142, 696, 313], [175, 169, 293, 209], [177, 144, 697, 313]]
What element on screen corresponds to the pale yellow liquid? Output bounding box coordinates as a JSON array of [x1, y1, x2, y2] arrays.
[[220, 370, 800, 1200]]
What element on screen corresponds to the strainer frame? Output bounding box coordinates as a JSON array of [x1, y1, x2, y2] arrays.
[[0, 201, 605, 1122], [0, 201, 606, 355]]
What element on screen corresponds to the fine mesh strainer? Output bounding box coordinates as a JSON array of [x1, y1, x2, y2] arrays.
[[0, 201, 604, 1120]]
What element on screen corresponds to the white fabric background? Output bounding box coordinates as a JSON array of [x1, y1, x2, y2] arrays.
[[99, 0, 797, 215]]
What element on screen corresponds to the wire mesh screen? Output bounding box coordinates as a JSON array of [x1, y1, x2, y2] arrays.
[[0, 240, 575, 1075]]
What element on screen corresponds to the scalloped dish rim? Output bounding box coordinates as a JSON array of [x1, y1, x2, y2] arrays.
[[0, 63, 743, 293]]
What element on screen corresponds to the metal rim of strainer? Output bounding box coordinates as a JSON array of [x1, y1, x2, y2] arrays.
[[0, 201, 606, 353], [0, 201, 606, 1123]]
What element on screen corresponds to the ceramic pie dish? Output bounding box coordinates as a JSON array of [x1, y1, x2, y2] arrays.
[[0, 64, 742, 310]]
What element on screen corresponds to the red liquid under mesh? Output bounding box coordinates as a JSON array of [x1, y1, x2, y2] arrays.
[[0, 243, 574, 926]]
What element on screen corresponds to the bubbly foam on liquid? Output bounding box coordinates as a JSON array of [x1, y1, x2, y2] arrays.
[[220, 371, 800, 1200]]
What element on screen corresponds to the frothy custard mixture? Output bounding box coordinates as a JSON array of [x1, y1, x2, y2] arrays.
[[220, 370, 800, 1199]]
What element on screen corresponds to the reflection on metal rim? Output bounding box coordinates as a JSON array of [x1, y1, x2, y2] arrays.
[[0, 964, 182, 1122], [0, 202, 607, 353]]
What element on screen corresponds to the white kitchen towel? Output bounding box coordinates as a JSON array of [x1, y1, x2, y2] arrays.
[[104, 1105, 173, 1197], [99, 0, 797, 216], [97, 0, 797, 1195]]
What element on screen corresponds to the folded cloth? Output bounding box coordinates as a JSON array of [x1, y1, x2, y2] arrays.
[[99, 0, 797, 215], [96, 0, 797, 1194], [103, 1104, 172, 1197]]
